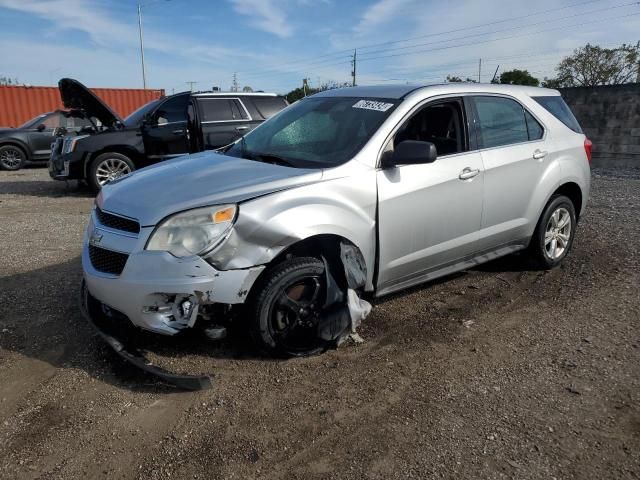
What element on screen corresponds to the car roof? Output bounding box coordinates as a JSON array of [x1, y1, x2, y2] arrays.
[[191, 92, 281, 97], [313, 83, 560, 99]]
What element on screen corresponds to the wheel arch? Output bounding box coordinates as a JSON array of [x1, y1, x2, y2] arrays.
[[84, 145, 143, 177], [0, 139, 31, 160], [551, 182, 583, 220], [246, 233, 369, 302]]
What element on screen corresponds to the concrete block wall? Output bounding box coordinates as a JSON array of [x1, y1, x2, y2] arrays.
[[559, 84, 640, 169]]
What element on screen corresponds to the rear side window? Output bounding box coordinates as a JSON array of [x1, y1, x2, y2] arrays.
[[472, 96, 529, 148], [251, 96, 288, 119], [532, 96, 583, 133], [230, 99, 249, 120], [199, 99, 234, 122], [524, 110, 544, 140]]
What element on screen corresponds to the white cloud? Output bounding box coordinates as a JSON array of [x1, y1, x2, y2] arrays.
[[0, 0, 136, 47], [228, 0, 293, 38], [353, 0, 414, 36]]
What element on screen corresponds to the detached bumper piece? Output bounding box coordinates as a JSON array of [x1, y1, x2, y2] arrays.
[[80, 281, 212, 391]]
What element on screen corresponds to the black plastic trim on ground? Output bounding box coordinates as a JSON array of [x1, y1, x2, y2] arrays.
[[79, 281, 212, 391]]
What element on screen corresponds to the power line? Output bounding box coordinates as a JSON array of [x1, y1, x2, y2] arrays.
[[355, 11, 640, 64], [240, 11, 639, 83], [237, 0, 610, 77], [356, 1, 639, 60], [238, 6, 640, 82]]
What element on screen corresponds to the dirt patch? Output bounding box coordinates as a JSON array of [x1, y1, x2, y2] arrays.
[[0, 168, 639, 479]]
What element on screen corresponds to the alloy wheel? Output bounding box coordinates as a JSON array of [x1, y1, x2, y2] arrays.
[[269, 275, 323, 353], [95, 158, 132, 186], [544, 207, 572, 260], [0, 147, 23, 169]]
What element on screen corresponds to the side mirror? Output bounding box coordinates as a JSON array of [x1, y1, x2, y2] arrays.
[[36, 123, 47, 132], [384, 140, 437, 167]]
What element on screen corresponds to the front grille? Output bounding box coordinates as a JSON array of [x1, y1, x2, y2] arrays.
[[89, 245, 129, 275], [95, 208, 140, 234]]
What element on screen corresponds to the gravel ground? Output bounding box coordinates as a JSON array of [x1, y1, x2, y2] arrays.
[[0, 167, 639, 480]]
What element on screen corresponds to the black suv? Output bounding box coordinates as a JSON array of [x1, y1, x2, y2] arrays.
[[49, 78, 288, 191], [0, 110, 92, 170]]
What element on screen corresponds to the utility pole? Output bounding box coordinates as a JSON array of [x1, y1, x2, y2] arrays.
[[232, 73, 238, 92], [186, 81, 197, 91], [478, 58, 482, 83], [351, 49, 357, 86], [137, 4, 147, 89]]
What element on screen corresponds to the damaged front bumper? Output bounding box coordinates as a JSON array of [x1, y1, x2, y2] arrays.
[[82, 215, 265, 335]]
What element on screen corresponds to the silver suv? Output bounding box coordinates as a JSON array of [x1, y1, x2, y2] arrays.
[[81, 83, 591, 357]]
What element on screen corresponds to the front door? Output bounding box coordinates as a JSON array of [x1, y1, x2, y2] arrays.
[[28, 112, 63, 160], [143, 93, 190, 161], [376, 97, 484, 295]]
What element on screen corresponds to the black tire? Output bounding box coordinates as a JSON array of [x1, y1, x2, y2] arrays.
[[249, 257, 329, 358], [528, 194, 577, 269], [87, 152, 135, 192], [0, 144, 27, 171]]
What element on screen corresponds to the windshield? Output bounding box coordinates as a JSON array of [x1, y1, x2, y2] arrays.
[[226, 96, 399, 168], [18, 114, 47, 129], [123, 99, 162, 127]]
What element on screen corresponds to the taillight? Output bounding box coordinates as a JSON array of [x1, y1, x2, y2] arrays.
[[584, 138, 593, 165]]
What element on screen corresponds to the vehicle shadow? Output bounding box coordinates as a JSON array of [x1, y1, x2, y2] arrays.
[[0, 256, 277, 393], [0, 179, 94, 198], [0, 250, 537, 393]]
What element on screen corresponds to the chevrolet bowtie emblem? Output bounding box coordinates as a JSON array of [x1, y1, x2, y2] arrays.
[[89, 230, 103, 246]]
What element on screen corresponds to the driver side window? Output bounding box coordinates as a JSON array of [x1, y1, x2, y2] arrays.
[[153, 95, 189, 125], [393, 99, 466, 157]]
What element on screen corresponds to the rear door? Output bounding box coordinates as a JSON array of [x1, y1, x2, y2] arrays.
[[197, 97, 259, 149], [376, 97, 485, 294], [142, 93, 190, 160], [468, 95, 546, 251]]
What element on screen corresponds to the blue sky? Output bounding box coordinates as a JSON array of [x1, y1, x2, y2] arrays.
[[0, 0, 638, 94]]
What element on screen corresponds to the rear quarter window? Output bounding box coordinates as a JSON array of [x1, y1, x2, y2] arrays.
[[250, 96, 289, 119], [532, 96, 583, 134]]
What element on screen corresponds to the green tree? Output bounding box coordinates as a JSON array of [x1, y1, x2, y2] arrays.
[[446, 75, 476, 83], [0, 76, 19, 86], [541, 77, 564, 89], [285, 86, 319, 103], [499, 69, 539, 86], [553, 42, 640, 87]]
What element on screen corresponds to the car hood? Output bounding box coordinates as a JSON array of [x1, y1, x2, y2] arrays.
[[0, 128, 14, 135], [58, 78, 122, 128], [98, 151, 324, 226]]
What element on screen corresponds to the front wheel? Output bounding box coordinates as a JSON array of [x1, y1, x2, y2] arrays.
[[249, 257, 329, 358], [528, 195, 577, 269], [88, 153, 135, 192], [0, 145, 26, 171]]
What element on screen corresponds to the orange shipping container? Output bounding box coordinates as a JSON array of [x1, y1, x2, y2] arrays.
[[0, 85, 165, 128]]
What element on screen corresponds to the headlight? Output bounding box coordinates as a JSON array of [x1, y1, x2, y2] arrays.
[[62, 134, 90, 154], [146, 204, 237, 257]]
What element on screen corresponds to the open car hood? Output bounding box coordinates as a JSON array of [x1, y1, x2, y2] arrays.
[[58, 78, 122, 128]]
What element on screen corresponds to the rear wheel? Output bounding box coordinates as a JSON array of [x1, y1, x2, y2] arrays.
[[0, 145, 26, 171], [528, 195, 576, 269], [88, 153, 134, 192], [250, 257, 329, 358]]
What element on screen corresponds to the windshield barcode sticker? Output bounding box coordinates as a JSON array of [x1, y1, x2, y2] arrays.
[[352, 100, 394, 112]]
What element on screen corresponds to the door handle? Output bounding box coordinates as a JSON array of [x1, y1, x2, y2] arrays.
[[459, 167, 480, 180], [171, 129, 185, 135], [235, 126, 249, 131], [533, 149, 547, 160]]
